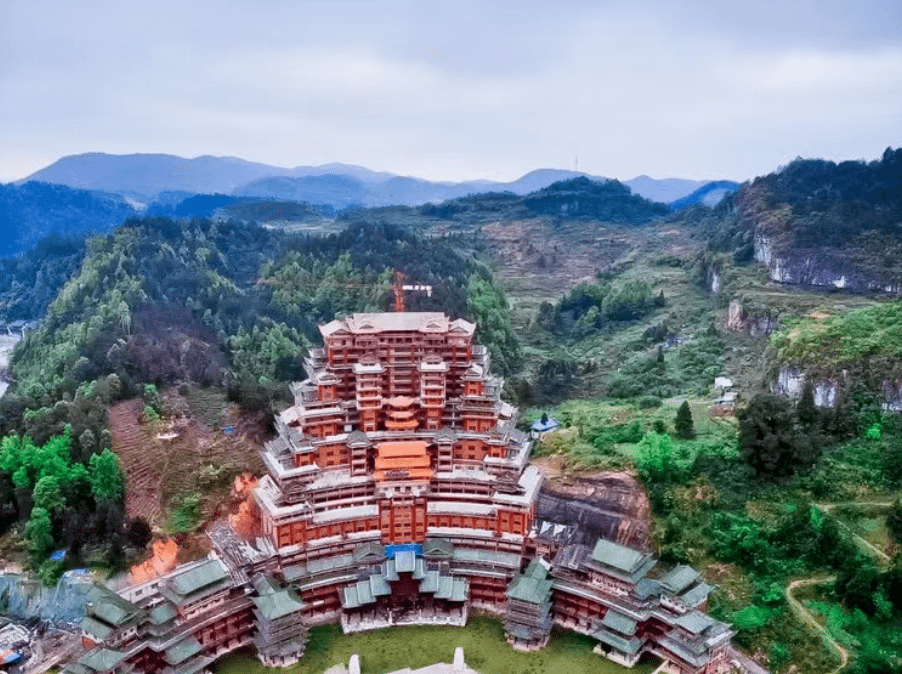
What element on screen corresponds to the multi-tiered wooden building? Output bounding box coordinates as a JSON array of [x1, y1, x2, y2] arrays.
[[66, 311, 739, 674], [253, 312, 539, 574]]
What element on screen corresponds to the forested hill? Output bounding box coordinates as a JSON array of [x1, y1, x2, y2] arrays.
[[700, 147, 902, 291], [368, 176, 672, 226], [522, 177, 671, 222], [4, 218, 518, 430], [0, 182, 135, 257]]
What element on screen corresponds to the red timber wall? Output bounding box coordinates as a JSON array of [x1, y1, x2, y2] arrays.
[[273, 516, 381, 548], [469, 576, 509, 609], [270, 501, 529, 549], [294, 442, 349, 468], [452, 439, 506, 463], [194, 605, 255, 652], [300, 583, 343, 622], [379, 499, 428, 543], [552, 588, 606, 628]]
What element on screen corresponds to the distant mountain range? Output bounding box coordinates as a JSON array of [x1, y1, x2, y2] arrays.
[[20, 153, 736, 208]]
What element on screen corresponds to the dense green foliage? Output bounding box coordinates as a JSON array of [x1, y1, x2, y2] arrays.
[[0, 182, 133, 257], [0, 430, 137, 568], [674, 401, 695, 439], [7, 218, 498, 409], [739, 395, 818, 477], [537, 280, 661, 336], [770, 302, 902, 375], [0, 236, 88, 322], [523, 177, 670, 222], [633, 390, 902, 672], [371, 177, 671, 228], [696, 147, 902, 282]]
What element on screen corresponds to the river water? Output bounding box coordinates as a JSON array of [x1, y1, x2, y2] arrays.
[[0, 334, 20, 398]]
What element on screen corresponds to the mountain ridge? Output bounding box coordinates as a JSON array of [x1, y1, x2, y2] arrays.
[[21, 152, 730, 206]]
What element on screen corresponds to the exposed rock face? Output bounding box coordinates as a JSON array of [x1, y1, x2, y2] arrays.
[[538, 473, 650, 549], [724, 299, 780, 336], [707, 267, 722, 294], [882, 382, 902, 412], [773, 367, 839, 408], [773, 367, 902, 410], [755, 233, 902, 293]]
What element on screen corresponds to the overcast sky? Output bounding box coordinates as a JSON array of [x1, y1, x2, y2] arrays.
[[2, 0, 900, 184]]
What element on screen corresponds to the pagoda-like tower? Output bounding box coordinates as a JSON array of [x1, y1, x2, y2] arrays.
[[253, 312, 541, 562]]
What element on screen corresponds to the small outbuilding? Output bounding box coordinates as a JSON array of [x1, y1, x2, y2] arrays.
[[530, 417, 560, 438]]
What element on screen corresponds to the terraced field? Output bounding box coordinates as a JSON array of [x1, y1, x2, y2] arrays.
[[109, 389, 266, 531]]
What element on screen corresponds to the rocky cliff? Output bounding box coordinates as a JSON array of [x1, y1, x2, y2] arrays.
[[724, 298, 781, 337], [755, 233, 902, 293]]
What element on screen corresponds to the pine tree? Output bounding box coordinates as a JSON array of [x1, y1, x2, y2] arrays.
[[797, 380, 818, 429], [674, 400, 695, 439]]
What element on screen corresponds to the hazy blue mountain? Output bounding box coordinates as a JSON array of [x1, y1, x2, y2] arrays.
[[669, 180, 740, 209], [22, 152, 728, 208], [0, 181, 135, 257], [623, 175, 708, 203], [287, 163, 397, 184], [22, 153, 282, 200], [500, 169, 592, 195], [235, 175, 371, 208]]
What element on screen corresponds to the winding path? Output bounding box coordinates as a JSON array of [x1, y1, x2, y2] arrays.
[[780, 500, 897, 674], [784, 577, 849, 674], [816, 501, 894, 565]]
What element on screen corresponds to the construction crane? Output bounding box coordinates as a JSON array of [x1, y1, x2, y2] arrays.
[[392, 271, 432, 312]]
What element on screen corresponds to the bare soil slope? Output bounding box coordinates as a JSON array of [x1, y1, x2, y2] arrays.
[[109, 390, 266, 528]]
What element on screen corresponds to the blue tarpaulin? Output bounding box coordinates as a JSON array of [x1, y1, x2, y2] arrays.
[[0, 650, 22, 665], [384, 543, 422, 559]]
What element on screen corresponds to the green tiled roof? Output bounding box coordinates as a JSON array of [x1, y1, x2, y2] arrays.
[[383, 559, 399, 582], [450, 578, 468, 602], [523, 559, 550, 580], [342, 585, 361, 609], [602, 610, 638, 636], [305, 553, 355, 575], [591, 540, 646, 573], [62, 663, 92, 674], [253, 575, 280, 596], [660, 565, 699, 594], [593, 629, 642, 655], [452, 547, 520, 568], [423, 538, 454, 557], [79, 615, 114, 641], [356, 579, 374, 605], [680, 582, 715, 608], [253, 589, 304, 620], [164, 636, 204, 665], [394, 550, 417, 573], [420, 570, 440, 594], [281, 565, 307, 582], [79, 648, 128, 672], [633, 578, 662, 600], [353, 542, 384, 563], [167, 559, 228, 599], [673, 611, 716, 634], [148, 602, 177, 626], [369, 573, 391, 597], [85, 586, 140, 627], [506, 574, 553, 605]]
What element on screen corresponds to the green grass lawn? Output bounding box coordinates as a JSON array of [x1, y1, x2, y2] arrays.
[[213, 617, 659, 674]]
